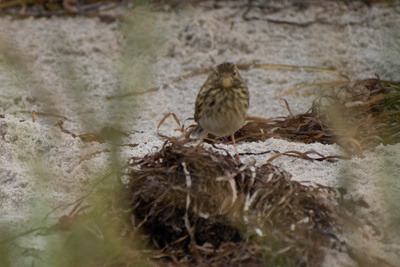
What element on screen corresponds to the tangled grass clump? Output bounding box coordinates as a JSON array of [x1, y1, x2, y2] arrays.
[[231, 78, 400, 155], [126, 139, 341, 266], [316, 78, 400, 154]]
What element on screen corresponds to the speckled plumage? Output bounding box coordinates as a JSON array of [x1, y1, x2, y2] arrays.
[[193, 62, 249, 159]]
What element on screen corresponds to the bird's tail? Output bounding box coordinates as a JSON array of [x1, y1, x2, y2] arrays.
[[186, 124, 205, 139]]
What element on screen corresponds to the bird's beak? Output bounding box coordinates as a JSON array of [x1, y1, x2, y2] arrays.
[[221, 74, 233, 88]]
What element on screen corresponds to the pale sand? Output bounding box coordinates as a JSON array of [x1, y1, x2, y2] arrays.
[[0, 2, 399, 266]]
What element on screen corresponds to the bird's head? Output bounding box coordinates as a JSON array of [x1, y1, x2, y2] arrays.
[[209, 62, 242, 89]]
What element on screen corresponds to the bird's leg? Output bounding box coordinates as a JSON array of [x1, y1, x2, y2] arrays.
[[231, 133, 240, 161], [194, 130, 208, 151]]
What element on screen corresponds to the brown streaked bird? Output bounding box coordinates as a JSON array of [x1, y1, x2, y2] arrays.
[[192, 62, 249, 160]]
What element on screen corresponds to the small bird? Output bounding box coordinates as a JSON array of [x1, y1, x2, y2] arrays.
[[192, 62, 249, 160]]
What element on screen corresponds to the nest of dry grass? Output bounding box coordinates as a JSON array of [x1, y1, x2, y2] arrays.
[[126, 139, 341, 266]]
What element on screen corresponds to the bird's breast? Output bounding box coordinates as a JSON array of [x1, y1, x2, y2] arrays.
[[198, 89, 248, 136]]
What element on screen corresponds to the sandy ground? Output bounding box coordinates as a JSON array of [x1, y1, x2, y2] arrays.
[[0, 1, 399, 266]]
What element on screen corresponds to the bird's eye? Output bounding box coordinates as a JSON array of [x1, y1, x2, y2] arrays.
[[233, 71, 237, 76]]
